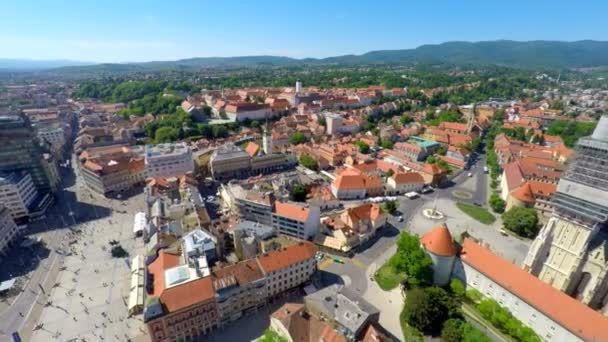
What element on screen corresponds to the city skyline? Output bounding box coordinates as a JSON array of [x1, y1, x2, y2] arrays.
[[1, 0, 608, 62]]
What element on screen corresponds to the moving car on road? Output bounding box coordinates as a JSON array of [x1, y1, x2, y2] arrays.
[[404, 192, 419, 199]]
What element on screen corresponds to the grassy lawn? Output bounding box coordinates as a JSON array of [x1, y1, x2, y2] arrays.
[[456, 202, 496, 224], [374, 257, 407, 291], [400, 319, 424, 342]]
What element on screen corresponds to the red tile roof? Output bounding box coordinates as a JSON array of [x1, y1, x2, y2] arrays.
[[274, 201, 310, 222], [147, 250, 181, 297], [439, 121, 468, 132], [421, 224, 457, 257], [391, 172, 424, 184], [510, 182, 536, 204], [245, 142, 260, 157], [502, 161, 525, 192], [257, 242, 316, 273], [213, 258, 264, 288], [159, 276, 215, 313], [460, 239, 608, 341], [438, 155, 466, 168]]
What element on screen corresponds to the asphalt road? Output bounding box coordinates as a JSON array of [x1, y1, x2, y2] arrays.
[[318, 151, 491, 292]]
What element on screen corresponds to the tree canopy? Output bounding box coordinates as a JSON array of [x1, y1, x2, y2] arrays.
[[546, 120, 597, 147], [356, 141, 371, 154], [290, 184, 307, 202], [502, 207, 539, 238], [489, 193, 506, 213], [401, 287, 461, 335], [299, 154, 318, 171], [391, 232, 433, 288], [288, 132, 308, 145]]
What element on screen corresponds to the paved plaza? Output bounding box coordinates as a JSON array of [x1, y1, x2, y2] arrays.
[[29, 199, 148, 342]]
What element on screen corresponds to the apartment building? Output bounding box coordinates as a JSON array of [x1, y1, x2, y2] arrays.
[[272, 202, 320, 240], [34, 121, 67, 159], [79, 145, 145, 195], [386, 172, 425, 194], [257, 241, 317, 298], [0, 114, 57, 194], [145, 143, 194, 179], [213, 259, 267, 323], [0, 171, 40, 220], [209, 144, 251, 180], [0, 206, 20, 261], [145, 251, 219, 342], [224, 103, 273, 122], [220, 183, 275, 225]]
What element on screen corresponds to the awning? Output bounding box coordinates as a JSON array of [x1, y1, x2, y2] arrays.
[[0, 278, 16, 292]]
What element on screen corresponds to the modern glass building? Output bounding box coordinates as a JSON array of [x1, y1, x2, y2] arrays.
[[0, 114, 55, 194]]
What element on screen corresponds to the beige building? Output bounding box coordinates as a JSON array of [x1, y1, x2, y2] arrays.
[[386, 172, 425, 194], [210, 144, 251, 180], [212, 259, 267, 324], [145, 143, 194, 179], [453, 239, 608, 342], [80, 145, 145, 195], [257, 241, 316, 299]]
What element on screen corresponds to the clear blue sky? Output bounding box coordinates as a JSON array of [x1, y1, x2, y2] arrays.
[[1, 0, 607, 63]]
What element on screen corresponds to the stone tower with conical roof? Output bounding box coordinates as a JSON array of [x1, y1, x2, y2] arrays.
[[421, 223, 457, 286]]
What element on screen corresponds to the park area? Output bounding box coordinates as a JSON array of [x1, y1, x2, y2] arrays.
[[456, 202, 496, 224], [374, 257, 407, 291]]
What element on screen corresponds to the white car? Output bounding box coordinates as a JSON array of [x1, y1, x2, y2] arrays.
[[397, 216, 404, 222], [467, 172, 473, 177]]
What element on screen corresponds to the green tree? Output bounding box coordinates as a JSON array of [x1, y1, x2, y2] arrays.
[[402, 287, 460, 335], [385, 169, 394, 178], [155, 127, 180, 143], [502, 207, 539, 238], [381, 140, 394, 149], [441, 319, 464, 342], [400, 114, 413, 126], [288, 132, 308, 145], [462, 323, 491, 342], [392, 232, 434, 288], [258, 328, 288, 342], [290, 184, 307, 202], [489, 193, 506, 213], [299, 154, 318, 171], [356, 141, 370, 154], [449, 279, 466, 300], [383, 200, 398, 214], [211, 125, 229, 138], [317, 116, 326, 126], [546, 120, 597, 147]]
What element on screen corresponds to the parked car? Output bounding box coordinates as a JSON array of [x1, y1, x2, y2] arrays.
[[397, 216, 404, 222], [467, 172, 473, 177]]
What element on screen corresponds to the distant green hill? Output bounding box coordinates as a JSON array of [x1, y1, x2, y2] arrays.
[[8, 40, 608, 73]]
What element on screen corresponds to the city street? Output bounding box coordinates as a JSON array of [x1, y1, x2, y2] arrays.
[[317, 153, 531, 339]]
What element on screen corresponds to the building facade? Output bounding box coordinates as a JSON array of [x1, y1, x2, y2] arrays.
[[523, 116, 608, 312], [452, 239, 608, 342], [271, 202, 320, 240], [145, 143, 194, 179], [0, 206, 20, 261], [257, 241, 317, 299], [0, 171, 41, 220], [79, 146, 145, 195], [213, 259, 267, 323], [0, 114, 57, 194]]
